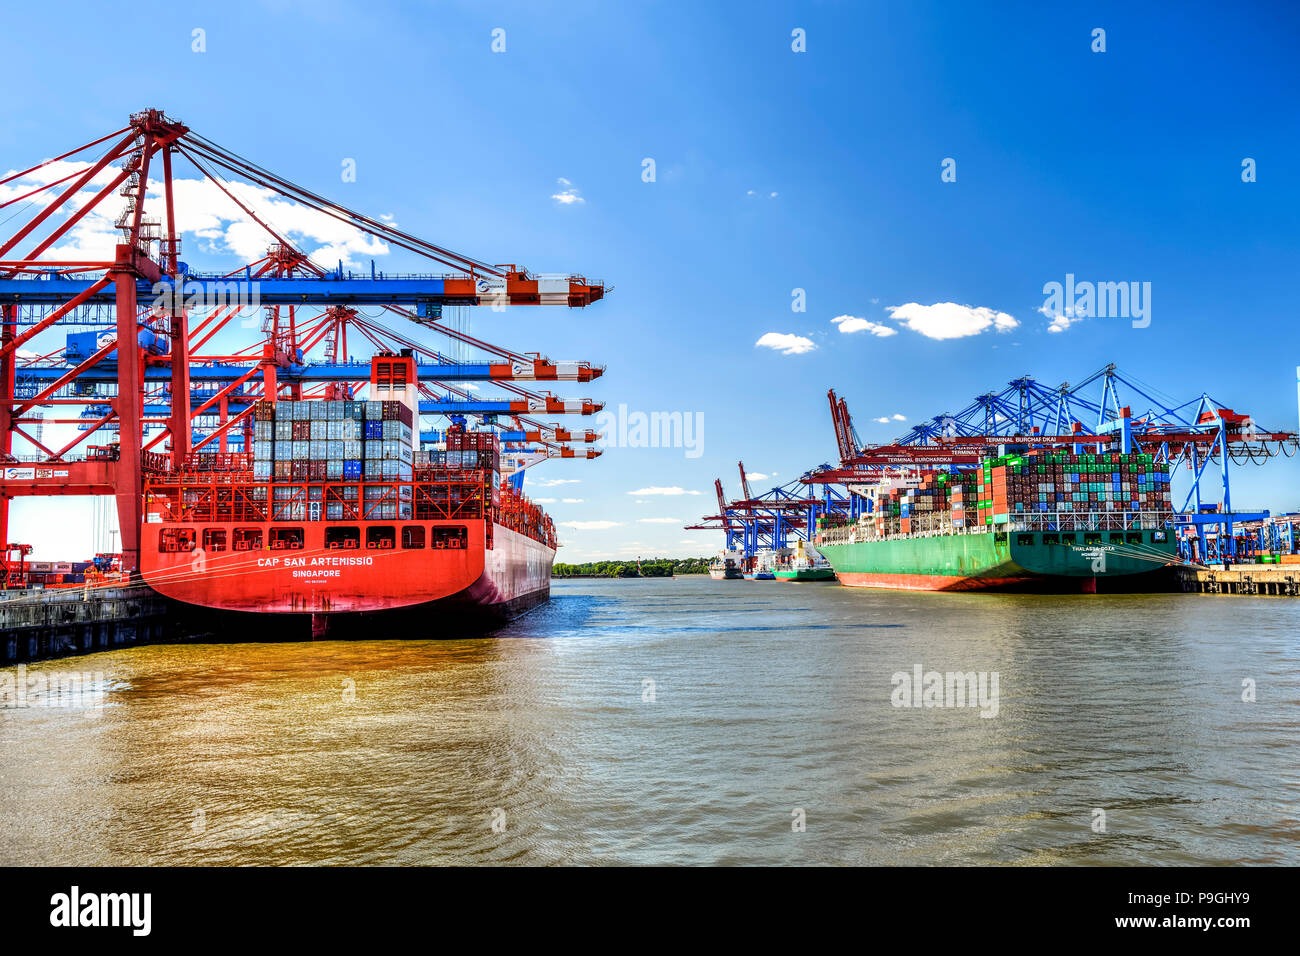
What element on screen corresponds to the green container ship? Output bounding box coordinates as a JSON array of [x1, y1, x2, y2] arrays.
[[772, 541, 836, 581], [773, 566, 836, 581], [817, 527, 1177, 591], [816, 448, 1179, 591]]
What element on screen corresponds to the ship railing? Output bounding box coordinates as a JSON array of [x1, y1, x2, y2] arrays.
[[143, 471, 493, 524]]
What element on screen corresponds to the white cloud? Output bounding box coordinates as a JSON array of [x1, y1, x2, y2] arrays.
[[532, 497, 557, 503], [747, 472, 768, 481], [558, 520, 622, 531], [832, 314, 898, 337], [552, 178, 584, 205], [532, 478, 581, 487], [0, 158, 390, 266], [892, 414, 906, 421], [561, 497, 584, 503], [886, 302, 1018, 340], [873, 417, 890, 423], [756, 332, 816, 355], [1039, 305, 1078, 333], [637, 517, 681, 524], [628, 486, 701, 496], [874, 414, 906, 423]]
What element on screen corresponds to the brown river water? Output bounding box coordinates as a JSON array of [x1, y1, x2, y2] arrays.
[[1, 577, 1297, 865]]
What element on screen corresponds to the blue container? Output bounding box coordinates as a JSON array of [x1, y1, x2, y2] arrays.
[[364, 421, 384, 440], [343, 460, 362, 479]]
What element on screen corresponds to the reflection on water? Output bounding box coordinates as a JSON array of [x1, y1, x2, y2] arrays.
[[1, 578, 1297, 865]]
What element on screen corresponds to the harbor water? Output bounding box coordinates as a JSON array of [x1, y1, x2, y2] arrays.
[[1, 577, 1296, 865]]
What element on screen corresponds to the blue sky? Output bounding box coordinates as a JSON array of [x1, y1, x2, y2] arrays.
[[2, 0, 1299, 560]]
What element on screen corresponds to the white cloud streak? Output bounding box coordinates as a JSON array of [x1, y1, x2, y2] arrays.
[[886, 302, 1018, 340], [755, 332, 816, 355]]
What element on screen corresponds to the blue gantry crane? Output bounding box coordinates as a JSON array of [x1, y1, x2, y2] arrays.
[[803, 364, 1299, 562]]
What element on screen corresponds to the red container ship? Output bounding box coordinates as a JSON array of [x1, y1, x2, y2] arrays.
[[138, 356, 557, 636]]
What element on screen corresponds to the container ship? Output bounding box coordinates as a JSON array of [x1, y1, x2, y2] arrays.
[[139, 355, 555, 635], [816, 449, 1178, 591]]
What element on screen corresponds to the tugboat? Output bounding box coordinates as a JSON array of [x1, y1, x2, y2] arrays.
[[709, 551, 744, 579], [774, 541, 836, 581]]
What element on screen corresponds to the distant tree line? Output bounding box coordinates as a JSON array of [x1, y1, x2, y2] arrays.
[[552, 557, 712, 578]]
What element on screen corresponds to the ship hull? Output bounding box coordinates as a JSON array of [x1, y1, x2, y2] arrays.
[[819, 529, 1175, 592], [773, 567, 836, 582], [142, 520, 553, 623], [709, 568, 743, 580]]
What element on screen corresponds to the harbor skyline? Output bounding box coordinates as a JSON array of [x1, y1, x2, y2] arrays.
[[2, 2, 1298, 561]]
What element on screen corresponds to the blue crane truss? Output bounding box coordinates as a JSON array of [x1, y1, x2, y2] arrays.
[[830, 364, 1299, 561], [695, 475, 852, 557]]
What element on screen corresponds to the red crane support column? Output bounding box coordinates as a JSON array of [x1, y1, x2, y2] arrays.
[[163, 143, 191, 469], [219, 395, 229, 453], [263, 361, 278, 405], [169, 305, 191, 467], [0, 303, 14, 549], [111, 245, 143, 574]]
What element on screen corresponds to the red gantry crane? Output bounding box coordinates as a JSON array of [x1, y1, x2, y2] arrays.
[[0, 109, 608, 580]]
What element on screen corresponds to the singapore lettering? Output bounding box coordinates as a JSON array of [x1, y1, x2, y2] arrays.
[[256, 556, 376, 568]]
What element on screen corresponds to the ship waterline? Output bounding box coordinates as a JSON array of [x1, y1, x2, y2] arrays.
[[143, 521, 553, 616], [818, 529, 1177, 591]]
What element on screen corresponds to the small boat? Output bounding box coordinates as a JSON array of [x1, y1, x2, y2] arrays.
[[743, 550, 777, 580], [773, 541, 836, 581], [709, 551, 744, 579]]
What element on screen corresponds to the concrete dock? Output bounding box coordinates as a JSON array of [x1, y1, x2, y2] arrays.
[[1175, 564, 1300, 596], [0, 585, 170, 664]]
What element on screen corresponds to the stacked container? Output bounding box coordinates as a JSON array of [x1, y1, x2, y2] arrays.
[[837, 449, 1172, 541], [445, 430, 500, 473], [975, 449, 1172, 530], [252, 399, 415, 519]]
